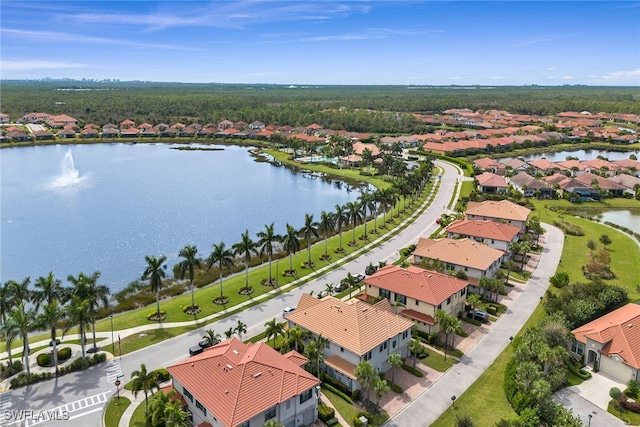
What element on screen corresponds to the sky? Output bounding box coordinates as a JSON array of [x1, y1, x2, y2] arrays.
[[1, 1, 639, 86]]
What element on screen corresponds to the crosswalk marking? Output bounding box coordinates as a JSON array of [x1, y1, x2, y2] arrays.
[[25, 391, 112, 427], [105, 359, 123, 386]]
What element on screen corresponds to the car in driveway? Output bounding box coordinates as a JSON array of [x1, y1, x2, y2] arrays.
[[467, 309, 490, 323], [189, 338, 219, 356], [283, 306, 296, 316]]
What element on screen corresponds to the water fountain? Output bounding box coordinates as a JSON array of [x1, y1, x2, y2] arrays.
[[49, 149, 88, 188]]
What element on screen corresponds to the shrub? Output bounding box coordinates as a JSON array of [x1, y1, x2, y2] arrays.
[[154, 368, 172, 382], [37, 353, 51, 367], [326, 418, 339, 426], [320, 372, 350, 395], [402, 364, 424, 377], [610, 387, 622, 400], [322, 383, 352, 403], [628, 380, 640, 399], [147, 310, 166, 320], [486, 306, 497, 316], [182, 305, 199, 313], [318, 403, 335, 422], [390, 382, 403, 393], [620, 392, 640, 414], [57, 347, 72, 362], [352, 389, 361, 401]]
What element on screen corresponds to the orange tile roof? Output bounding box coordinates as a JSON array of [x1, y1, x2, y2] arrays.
[[167, 338, 318, 427], [287, 295, 414, 356], [446, 219, 520, 242], [466, 200, 531, 222], [413, 237, 505, 270], [476, 172, 508, 188], [400, 309, 435, 325], [572, 304, 640, 369], [528, 158, 568, 171], [364, 265, 468, 306], [324, 355, 357, 380]]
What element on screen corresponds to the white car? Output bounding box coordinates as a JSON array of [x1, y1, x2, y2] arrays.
[[283, 306, 296, 316], [353, 273, 366, 283]]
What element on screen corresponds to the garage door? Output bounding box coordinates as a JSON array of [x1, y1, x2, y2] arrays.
[[600, 355, 634, 382]]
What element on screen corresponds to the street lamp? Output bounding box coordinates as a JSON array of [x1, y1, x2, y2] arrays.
[[110, 315, 115, 355], [451, 395, 457, 408], [587, 414, 592, 427], [276, 259, 279, 287]]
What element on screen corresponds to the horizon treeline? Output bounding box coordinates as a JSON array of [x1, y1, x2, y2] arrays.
[[1, 82, 639, 134]]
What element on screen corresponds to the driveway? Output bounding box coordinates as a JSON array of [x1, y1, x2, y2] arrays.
[[553, 371, 627, 426]]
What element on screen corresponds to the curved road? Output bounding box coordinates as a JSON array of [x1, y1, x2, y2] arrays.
[[3, 161, 462, 427]]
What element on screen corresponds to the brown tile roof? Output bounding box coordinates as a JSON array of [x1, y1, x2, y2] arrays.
[[324, 355, 357, 380], [167, 338, 318, 427], [446, 219, 520, 242], [287, 295, 413, 356], [572, 304, 640, 369], [400, 309, 435, 325], [466, 200, 531, 222], [476, 172, 508, 188], [364, 265, 468, 306], [574, 173, 626, 190], [528, 158, 568, 171], [413, 237, 505, 270]]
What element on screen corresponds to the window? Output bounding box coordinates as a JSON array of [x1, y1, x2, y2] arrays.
[[395, 294, 406, 305], [195, 400, 207, 416], [300, 388, 313, 404], [264, 406, 277, 421], [447, 297, 451, 305], [286, 399, 290, 410], [437, 304, 442, 310], [415, 300, 419, 306], [461, 288, 466, 296], [402, 331, 409, 339], [392, 340, 397, 349], [340, 347, 344, 353], [239, 422, 249, 427], [182, 386, 193, 403], [363, 351, 372, 361], [571, 340, 585, 356], [380, 289, 390, 300]]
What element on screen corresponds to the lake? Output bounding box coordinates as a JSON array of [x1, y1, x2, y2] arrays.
[[0, 144, 363, 290], [519, 149, 639, 163]]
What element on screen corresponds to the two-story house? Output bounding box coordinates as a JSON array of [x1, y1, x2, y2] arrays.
[[363, 265, 469, 334], [412, 237, 505, 285], [475, 172, 508, 194], [446, 219, 521, 254], [465, 200, 532, 232], [166, 338, 319, 427], [285, 295, 413, 393]]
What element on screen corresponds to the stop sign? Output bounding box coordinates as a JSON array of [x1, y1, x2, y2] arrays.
[[115, 380, 121, 386]]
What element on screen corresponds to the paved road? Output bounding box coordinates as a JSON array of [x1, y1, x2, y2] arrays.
[[386, 224, 565, 427], [2, 161, 462, 427]]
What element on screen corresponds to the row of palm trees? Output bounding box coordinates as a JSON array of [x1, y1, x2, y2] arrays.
[[143, 162, 433, 315], [0, 271, 110, 378]]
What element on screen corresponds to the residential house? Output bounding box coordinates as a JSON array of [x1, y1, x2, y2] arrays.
[[166, 338, 319, 427], [120, 127, 139, 138], [613, 159, 640, 177], [57, 129, 76, 139], [217, 119, 234, 130], [508, 172, 555, 198], [574, 173, 626, 197], [120, 119, 135, 129], [446, 219, 521, 253], [527, 158, 568, 176], [47, 114, 78, 128], [412, 237, 505, 285], [475, 172, 508, 194], [33, 129, 54, 140], [21, 112, 50, 123], [607, 174, 640, 195], [285, 294, 413, 392], [81, 128, 99, 138], [0, 113, 10, 124], [571, 304, 640, 383], [542, 174, 599, 201], [472, 157, 505, 175], [500, 158, 529, 173], [304, 123, 323, 136], [7, 131, 31, 142], [363, 265, 469, 334], [465, 200, 532, 232], [249, 121, 265, 130], [101, 128, 119, 138]]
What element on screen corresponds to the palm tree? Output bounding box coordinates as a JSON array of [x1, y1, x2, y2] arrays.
[[232, 229, 258, 292], [177, 245, 201, 312], [387, 352, 403, 386], [6, 278, 32, 315], [345, 200, 363, 245], [163, 400, 191, 427], [373, 376, 390, 411], [344, 272, 357, 299], [446, 316, 462, 357], [324, 283, 334, 296], [299, 214, 319, 267], [235, 320, 247, 341], [355, 360, 377, 409], [466, 293, 482, 320], [34, 272, 66, 310], [286, 325, 305, 352], [131, 363, 159, 411], [141, 255, 167, 319], [257, 223, 281, 286], [38, 300, 66, 376], [359, 191, 377, 239], [361, 147, 374, 173], [334, 204, 348, 252], [2, 316, 19, 370], [224, 327, 235, 339], [281, 223, 300, 274], [65, 298, 91, 361], [435, 310, 451, 361], [409, 338, 423, 369], [318, 210, 336, 260], [147, 388, 174, 427], [264, 318, 285, 348], [0, 281, 13, 327], [11, 303, 36, 378], [304, 334, 328, 375], [202, 328, 221, 346], [68, 271, 110, 353], [207, 242, 235, 301]]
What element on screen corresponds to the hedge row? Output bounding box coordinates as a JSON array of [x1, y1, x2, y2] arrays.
[[10, 353, 107, 389], [320, 372, 350, 395], [402, 364, 424, 377], [321, 383, 352, 404], [318, 403, 335, 423]]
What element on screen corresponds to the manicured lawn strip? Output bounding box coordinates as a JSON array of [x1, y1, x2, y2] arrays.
[[117, 325, 195, 356], [566, 370, 585, 387], [459, 180, 474, 199], [129, 399, 148, 427], [322, 388, 359, 427], [608, 400, 640, 425], [104, 395, 131, 427], [420, 348, 457, 372], [431, 306, 546, 427]]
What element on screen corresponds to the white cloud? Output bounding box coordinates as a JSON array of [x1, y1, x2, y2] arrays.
[[562, 76, 575, 80], [547, 67, 556, 71], [0, 60, 86, 71], [601, 68, 640, 83], [446, 76, 462, 80], [489, 76, 504, 80]]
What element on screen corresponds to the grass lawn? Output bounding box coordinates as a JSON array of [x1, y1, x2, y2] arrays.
[[421, 348, 457, 372], [323, 388, 360, 427], [566, 370, 586, 387], [608, 400, 640, 425], [129, 399, 148, 427], [104, 396, 131, 427]]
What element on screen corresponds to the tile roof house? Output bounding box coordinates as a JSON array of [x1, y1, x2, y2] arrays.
[[571, 304, 640, 383], [613, 159, 640, 177], [465, 200, 532, 232], [475, 172, 508, 194], [499, 158, 529, 172], [446, 219, 521, 253], [507, 172, 556, 198], [574, 173, 626, 197], [412, 237, 505, 285], [363, 265, 469, 334], [285, 294, 413, 392], [166, 338, 319, 427], [528, 158, 568, 175], [0, 113, 9, 124], [472, 157, 505, 175], [607, 174, 640, 194]]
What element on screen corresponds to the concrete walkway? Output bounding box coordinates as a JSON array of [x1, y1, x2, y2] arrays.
[[386, 224, 565, 426]]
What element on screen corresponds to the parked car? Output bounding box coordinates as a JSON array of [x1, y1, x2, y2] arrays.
[[353, 273, 366, 283], [283, 306, 296, 316], [189, 337, 219, 357], [466, 309, 490, 323]]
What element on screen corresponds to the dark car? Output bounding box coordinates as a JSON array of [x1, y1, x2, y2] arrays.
[[189, 338, 219, 356], [467, 309, 490, 323]]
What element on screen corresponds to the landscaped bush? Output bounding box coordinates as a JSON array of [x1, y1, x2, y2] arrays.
[[318, 403, 335, 422], [322, 383, 352, 403], [402, 364, 424, 377], [321, 372, 350, 395], [326, 417, 339, 426], [628, 380, 640, 399], [37, 353, 51, 367], [553, 220, 585, 236], [620, 392, 640, 414], [182, 305, 199, 313], [10, 371, 53, 388], [486, 306, 498, 316], [462, 317, 482, 326], [389, 382, 403, 393], [146, 310, 166, 320], [352, 389, 361, 401], [57, 347, 72, 362], [154, 368, 172, 382], [0, 360, 23, 379], [565, 359, 591, 380]]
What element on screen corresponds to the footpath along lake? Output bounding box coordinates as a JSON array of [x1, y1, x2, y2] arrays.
[[0, 144, 363, 290]]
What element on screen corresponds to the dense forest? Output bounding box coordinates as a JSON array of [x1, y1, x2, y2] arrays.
[[1, 81, 639, 134]]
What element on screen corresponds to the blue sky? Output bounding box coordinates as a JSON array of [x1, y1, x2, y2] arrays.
[[1, 1, 639, 85]]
